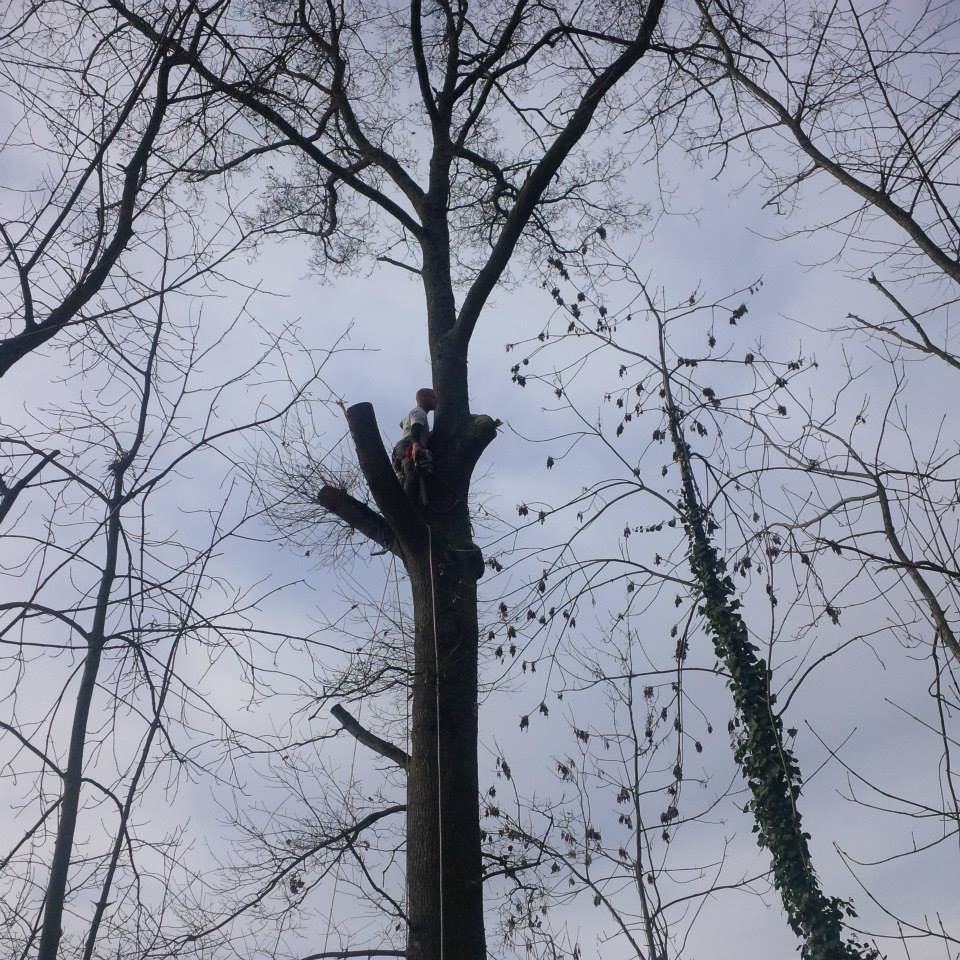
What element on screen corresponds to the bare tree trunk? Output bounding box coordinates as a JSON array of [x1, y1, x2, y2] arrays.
[[328, 400, 494, 960], [406, 533, 484, 960], [37, 479, 123, 960]]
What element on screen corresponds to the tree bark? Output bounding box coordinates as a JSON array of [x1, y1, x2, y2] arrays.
[[405, 525, 484, 960], [37, 476, 123, 960]]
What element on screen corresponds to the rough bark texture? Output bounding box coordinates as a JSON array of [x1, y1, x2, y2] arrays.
[[406, 538, 484, 960], [400, 413, 493, 960]]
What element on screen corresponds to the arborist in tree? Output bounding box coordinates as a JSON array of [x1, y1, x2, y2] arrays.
[[392, 387, 436, 502]]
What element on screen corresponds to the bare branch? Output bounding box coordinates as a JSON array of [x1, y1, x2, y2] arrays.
[[299, 951, 405, 959], [0, 450, 58, 527], [331, 704, 409, 771], [316, 486, 399, 556], [454, 0, 667, 347]]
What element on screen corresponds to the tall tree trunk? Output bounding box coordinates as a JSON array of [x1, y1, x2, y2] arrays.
[[38, 474, 124, 960], [329, 402, 495, 960], [406, 511, 485, 960], [404, 246, 489, 960], [36, 642, 105, 960]]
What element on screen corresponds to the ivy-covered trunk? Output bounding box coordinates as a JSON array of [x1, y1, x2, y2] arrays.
[[656, 327, 876, 960]]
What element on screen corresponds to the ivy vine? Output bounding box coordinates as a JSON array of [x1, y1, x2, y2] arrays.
[[663, 377, 878, 960]]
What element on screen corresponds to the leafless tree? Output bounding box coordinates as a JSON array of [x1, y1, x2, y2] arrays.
[[7, 2, 958, 959], [671, 10, 960, 940], [481, 618, 773, 960], [0, 264, 335, 960], [687, 0, 959, 283], [506, 220, 960, 954], [84, 2, 716, 957], [0, 4, 252, 376]]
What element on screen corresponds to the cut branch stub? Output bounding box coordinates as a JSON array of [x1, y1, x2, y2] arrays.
[[316, 486, 398, 556], [345, 402, 425, 552], [429, 413, 500, 491], [331, 704, 409, 771]]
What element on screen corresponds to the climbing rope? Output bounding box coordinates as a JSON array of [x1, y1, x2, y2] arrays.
[[426, 524, 445, 960], [396, 555, 412, 926]]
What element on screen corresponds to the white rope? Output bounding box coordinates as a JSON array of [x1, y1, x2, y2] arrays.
[[426, 525, 445, 960]]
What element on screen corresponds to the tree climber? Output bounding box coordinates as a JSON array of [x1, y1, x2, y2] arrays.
[[392, 387, 436, 502]]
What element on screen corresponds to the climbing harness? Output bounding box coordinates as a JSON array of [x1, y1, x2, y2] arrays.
[[392, 441, 433, 507]]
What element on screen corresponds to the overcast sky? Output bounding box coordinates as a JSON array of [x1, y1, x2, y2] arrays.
[[2, 5, 959, 959]]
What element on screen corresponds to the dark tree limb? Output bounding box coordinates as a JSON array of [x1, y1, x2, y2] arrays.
[[183, 805, 406, 943], [0, 450, 58, 526], [409, 0, 439, 126], [0, 50, 174, 378], [295, 1, 426, 214], [375, 255, 421, 275], [107, 1, 425, 240], [316, 486, 399, 555], [345, 403, 424, 552], [861, 274, 960, 371], [698, 0, 960, 288], [452, 0, 667, 348], [331, 704, 409, 771]]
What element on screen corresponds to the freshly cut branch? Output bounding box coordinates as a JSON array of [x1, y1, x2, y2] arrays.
[[331, 704, 409, 771], [316, 486, 398, 556], [344, 403, 424, 553]]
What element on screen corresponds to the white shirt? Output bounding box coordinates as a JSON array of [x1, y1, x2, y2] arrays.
[[400, 406, 429, 442]]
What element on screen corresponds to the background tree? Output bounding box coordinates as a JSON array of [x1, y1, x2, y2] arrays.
[[507, 201, 960, 952], [0, 4, 241, 376], [689, 0, 960, 287], [504, 246, 878, 958], [0, 259, 331, 960], [682, 8, 960, 941]]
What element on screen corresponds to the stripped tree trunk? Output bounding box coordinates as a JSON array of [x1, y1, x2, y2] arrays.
[[325, 396, 495, 960]]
